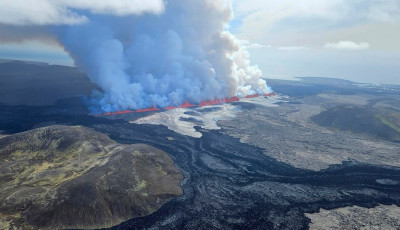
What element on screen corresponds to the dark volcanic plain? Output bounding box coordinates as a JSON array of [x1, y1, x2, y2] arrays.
[[1, 61, 400, 229]]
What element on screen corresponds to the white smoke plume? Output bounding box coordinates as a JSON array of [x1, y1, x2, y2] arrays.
[[53, 0, 272, 112]]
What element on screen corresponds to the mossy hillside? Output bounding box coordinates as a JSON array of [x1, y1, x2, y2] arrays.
[[0, 125, 183, 229]]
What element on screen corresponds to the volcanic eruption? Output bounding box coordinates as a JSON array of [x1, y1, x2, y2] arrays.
[[54, 0, 272, 113]]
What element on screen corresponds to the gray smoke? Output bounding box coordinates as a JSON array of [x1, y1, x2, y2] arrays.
[[55, 0, 272, 112]]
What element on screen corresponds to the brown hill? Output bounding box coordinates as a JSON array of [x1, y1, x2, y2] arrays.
[[0, 125, 182, 229]]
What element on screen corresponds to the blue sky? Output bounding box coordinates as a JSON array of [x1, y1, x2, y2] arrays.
[[231, 0, 400, 84], [0, 0, 399, 84], [0, 41, 73, 66]]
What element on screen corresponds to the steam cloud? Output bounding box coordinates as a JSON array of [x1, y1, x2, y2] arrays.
[[54, 0, 272, 112]]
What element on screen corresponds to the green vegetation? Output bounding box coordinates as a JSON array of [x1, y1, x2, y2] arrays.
[[376, 115, 400, 133], [157, 166, 168, 175], [134, 180, 147, 192]]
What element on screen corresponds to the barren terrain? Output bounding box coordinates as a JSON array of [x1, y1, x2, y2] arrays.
[[0, 125, 182, 229], [306, 205, 400, 230]]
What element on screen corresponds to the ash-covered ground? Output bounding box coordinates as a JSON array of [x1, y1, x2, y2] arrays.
[[1, 62, 400, 229]]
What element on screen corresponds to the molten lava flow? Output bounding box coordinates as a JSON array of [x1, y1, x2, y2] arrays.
[[198, 96, 239, 107], [164, 105, 177, 110], [245, 94, 260, 99], [101, 110, 135, 116], [99, 93, 276, 116], [198, 98, 224, 107], [136, 105, 160, 113], [179, 101, 196, 108], [263, 92, 277, 97], [224, 96, 240, 103]]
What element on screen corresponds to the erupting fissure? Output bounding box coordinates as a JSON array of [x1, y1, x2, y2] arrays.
[[245, 94, 260, 99], [51, 0, 273, 113], [178, 101, 196, 108], [99, 93, 276, 116]]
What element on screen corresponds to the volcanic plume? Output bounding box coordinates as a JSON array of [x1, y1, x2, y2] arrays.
[[55, 0, 272, 112]]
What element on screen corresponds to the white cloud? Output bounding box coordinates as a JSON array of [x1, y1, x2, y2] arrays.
[[59, 0, 165, 16], [0, 0, 86, 25], [238, 39, 250, 46], [248, 43, 269, 49], [233, 0, 400, 22], [232, 0, 400, 45], [278, 46, 307, 51], [240, 41, 307, 50], [324, 41, 370, 50], [231, 0, 400, 85], [0, 0, 164, 26], [233, 0, 346, 20], [238, 39, 269, 49]]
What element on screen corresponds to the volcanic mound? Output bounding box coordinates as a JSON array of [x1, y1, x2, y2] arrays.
[[0, 125, 183, 229]]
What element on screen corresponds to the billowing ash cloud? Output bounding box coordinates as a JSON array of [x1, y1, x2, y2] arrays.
[[4, 0, 272, 112]]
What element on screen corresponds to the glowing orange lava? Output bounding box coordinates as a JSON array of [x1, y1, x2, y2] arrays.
[[244, 94, 259, 99], [164, 105, 177, 110], [178, 101, 196, 108], [136, 105, 160, 113], [99, 93, 276, 116]]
